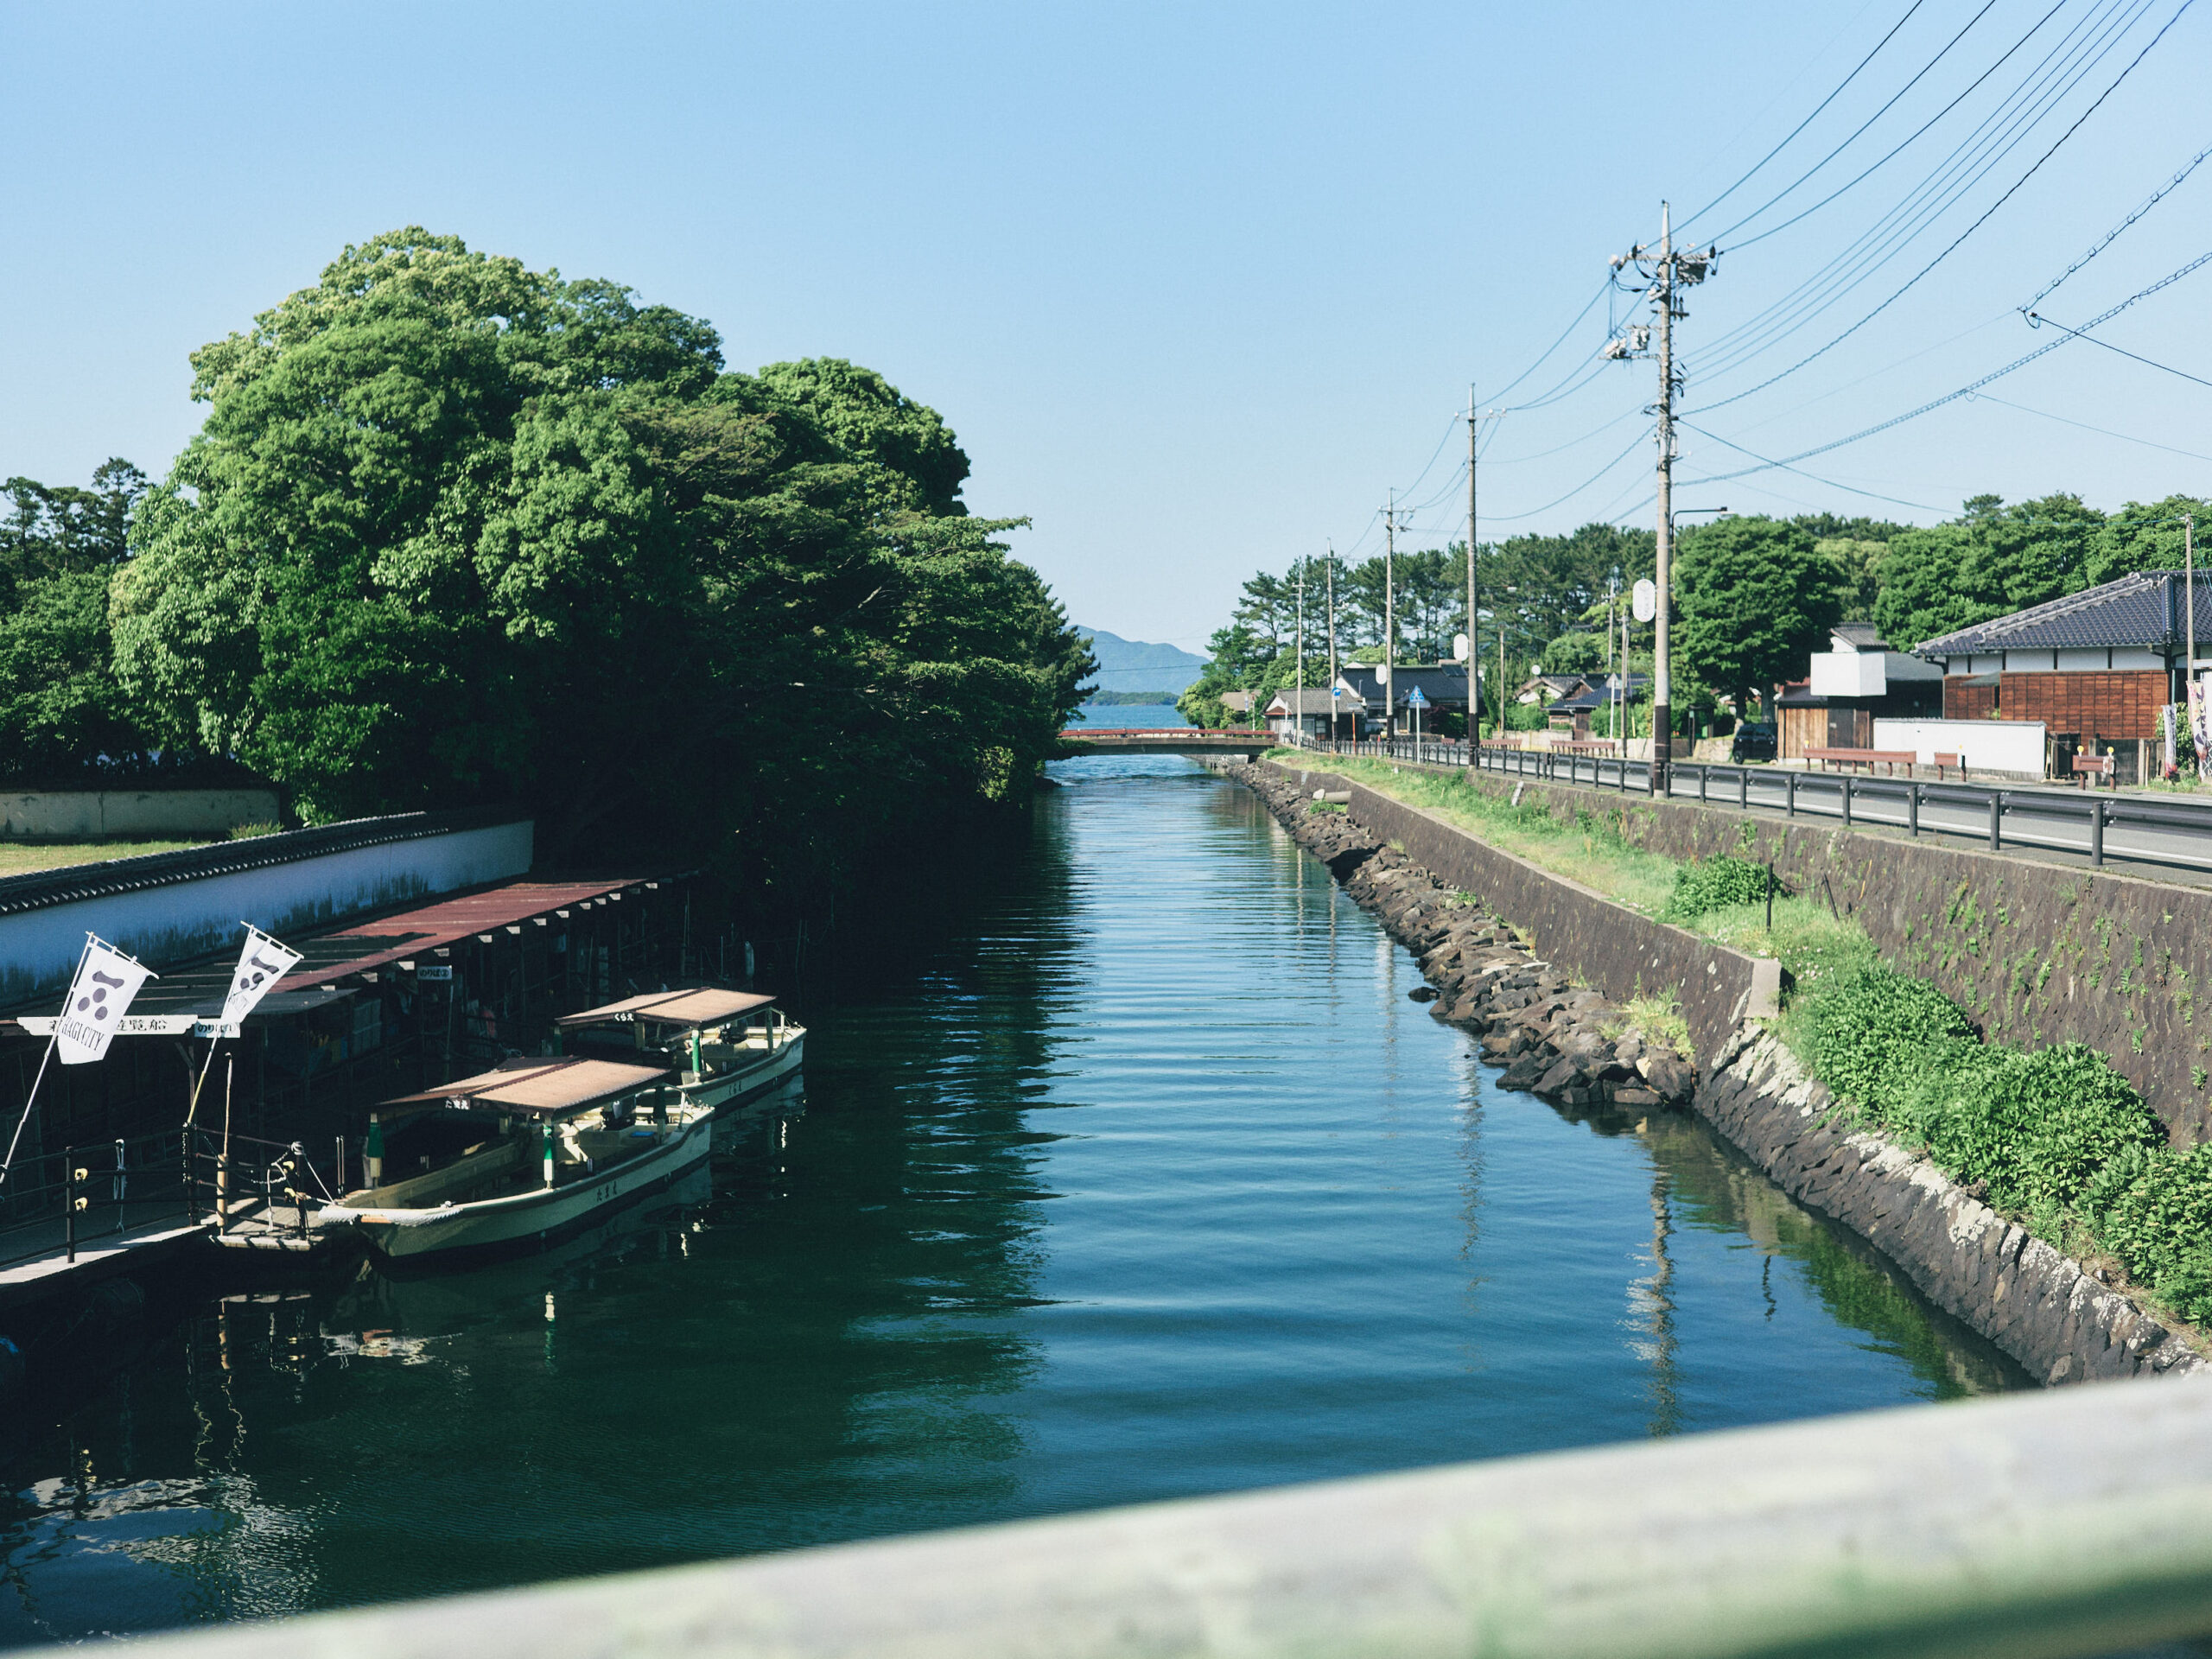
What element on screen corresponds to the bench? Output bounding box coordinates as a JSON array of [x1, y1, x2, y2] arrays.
[[1551, 739, 1625, 755], [1932, 752, 1965, 780], [1804, 747, 1917, 777], [2071, 753, 2115, 788]]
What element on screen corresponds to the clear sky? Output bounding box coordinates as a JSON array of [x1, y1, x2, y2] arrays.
[[3, 1, 2205, 650]]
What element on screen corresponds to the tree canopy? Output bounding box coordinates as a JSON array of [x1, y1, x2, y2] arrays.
[[108, 227, 1089, 895], [1674, 516, 1841, 711]]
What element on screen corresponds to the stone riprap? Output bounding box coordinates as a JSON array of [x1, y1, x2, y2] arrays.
[[1699, 1028, 2207, 1383], [1236, 764, 1694, 1109]]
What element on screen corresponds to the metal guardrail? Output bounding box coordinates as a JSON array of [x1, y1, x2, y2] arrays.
[[1285, 734, 2212, 877], [110, 1377, 2212, 1659]]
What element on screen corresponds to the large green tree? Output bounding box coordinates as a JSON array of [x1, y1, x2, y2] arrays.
[[0, 461, 153, 776], [112, 228, 1089, 893], [1872, 494, 2101, 649], [1674, 515, 1842, 712]]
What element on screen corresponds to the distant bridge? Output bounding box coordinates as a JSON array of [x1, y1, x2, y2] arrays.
[[1058, 728, 1274, 760]]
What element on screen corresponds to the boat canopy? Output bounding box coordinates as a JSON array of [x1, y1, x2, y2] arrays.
[[556, 988, 778, 1031], [380, 1056, 672, 1119]]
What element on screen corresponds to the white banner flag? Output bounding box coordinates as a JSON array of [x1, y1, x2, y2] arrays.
[[55, 939, 154, 1065], [223, 927, 303, 1025]]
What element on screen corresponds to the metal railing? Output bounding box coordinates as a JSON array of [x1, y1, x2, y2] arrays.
[[106, 1376, 2212, 1659], [1286, 734, 2212, 877], [0, 1123, 346, 1268]]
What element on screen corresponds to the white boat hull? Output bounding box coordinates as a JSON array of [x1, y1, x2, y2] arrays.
[[338, 1112, 715, 1262], [683, 1031, 805, 1112]]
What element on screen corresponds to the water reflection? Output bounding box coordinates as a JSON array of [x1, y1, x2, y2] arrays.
[[1, 761, 2024, 1648]]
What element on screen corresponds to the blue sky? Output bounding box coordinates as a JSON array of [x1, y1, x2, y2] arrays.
[[3, 1, 2205, 648]]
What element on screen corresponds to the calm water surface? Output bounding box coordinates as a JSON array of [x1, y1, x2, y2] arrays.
[[0, 760, 2024, 1645]]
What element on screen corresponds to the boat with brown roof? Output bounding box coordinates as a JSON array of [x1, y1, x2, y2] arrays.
[[322, 989, 804, 1262]]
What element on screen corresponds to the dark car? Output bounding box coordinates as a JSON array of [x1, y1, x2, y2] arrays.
[[1730, 721, 1777, 763]]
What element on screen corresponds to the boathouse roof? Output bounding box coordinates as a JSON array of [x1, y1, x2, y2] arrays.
[[557, 988, 775, 1030]]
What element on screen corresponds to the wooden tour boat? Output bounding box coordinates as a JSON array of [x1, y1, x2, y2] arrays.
[[323, 988, 804, 1262]]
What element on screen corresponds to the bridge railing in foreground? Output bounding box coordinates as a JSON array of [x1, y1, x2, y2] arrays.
[[124, 1379, 2212, 1659]]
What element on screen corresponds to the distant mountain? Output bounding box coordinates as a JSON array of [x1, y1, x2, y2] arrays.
[[1077, 627, 1209, 696]]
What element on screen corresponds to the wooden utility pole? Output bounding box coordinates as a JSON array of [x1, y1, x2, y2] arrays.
[[1326, 545, 1339, 745], [1467, 385, 1479, 742], [1295, 556, 1305, 745], [1383, 490, 1399, 738]]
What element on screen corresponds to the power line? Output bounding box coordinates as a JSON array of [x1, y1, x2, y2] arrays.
[[1692, 0, 2191, 412], [1964, 388, 2212, 462], [2019, 134, 2212, 312], [1484, 426, 1655, 524], [1707, 0, 2005, 246], [1678, 0, 1931, 234], [1676, 420, 1949, 511], [1722, 0, 2068, 251], [1690, 0, 2159, 382], [1691, 241, 2212, 480], [1486, 276, 1613, 404], [2024, 309, 2212, 389], [1689, 0, 2154, 377]]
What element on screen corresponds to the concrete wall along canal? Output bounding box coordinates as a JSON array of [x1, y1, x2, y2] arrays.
[[1245, 760, 2212, 1389], [1453, 766, 2212, 1141]]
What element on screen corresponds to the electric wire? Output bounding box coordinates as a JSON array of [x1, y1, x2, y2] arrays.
[[1676, 420, 1950, 511], [1691, 242, 2212, 481], [1689, 0, 2162, 385], [1688, 0, 2154, 374], [1707, 0, 2007, 247], [2019, 134, 2212, 311], [2024, 310, 2212, 389], [1679, 0, 1931, 233], [1964, 388, 2212, 462], [1486, 276, 1614, 405], [1721, 0, 2070, 251], [1484, 426, 1656, 524], [1690, 0, 2190, 411]]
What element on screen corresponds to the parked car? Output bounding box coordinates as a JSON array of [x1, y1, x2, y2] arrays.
[[1730, 721, 1777, 763]]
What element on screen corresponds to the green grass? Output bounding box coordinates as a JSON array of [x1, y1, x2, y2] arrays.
[[0, 837, 210, 876]]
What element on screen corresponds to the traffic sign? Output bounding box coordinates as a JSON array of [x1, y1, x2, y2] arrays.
[[1452, 632, 1470, 663], [1632, 578, 1656, 623], [1405, 685, 1430, 709]]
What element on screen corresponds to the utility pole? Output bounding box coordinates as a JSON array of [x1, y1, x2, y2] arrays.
[[1326, 544, 1338, 746], [2189, 514, 2198, 785], [1467, 385, 1479, 746], [1295, 556, 1305, 746], [1382, 490, 1404, 738], [1609, 201, 1716, 791]]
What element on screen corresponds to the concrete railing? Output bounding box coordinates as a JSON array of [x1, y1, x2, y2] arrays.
[[120, 1379, 2212, 1659]]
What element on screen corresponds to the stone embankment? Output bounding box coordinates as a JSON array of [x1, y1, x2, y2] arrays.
[[1700, 1028, 2206, 1383], [1234, 757, 2211, 1387], [1237, 765, 1695, 1109]]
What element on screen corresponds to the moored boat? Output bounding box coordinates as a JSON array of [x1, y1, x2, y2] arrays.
[[554, 987, 805, 1112], [321, 988, 804, 1265]]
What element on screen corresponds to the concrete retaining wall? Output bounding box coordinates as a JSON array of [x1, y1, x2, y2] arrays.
[[0, 790, 282, 841], [1452, 766, 2212, 1141], [1266, 763, 1777, 1068]]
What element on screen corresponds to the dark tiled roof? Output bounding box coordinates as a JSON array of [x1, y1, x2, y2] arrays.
[[1832, 622, 1887, 650], [1914, 571, 2212, 657], [0, 806, 527, 919], [1336, 665, 1472, 706], [1265, 688, 1350, 715], [1549, 674, 1648, 714]]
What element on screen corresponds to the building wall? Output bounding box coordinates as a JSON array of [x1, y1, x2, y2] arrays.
[[0, 790, 283, 841], [0, 820, 535, 1001], [1990, 670, 2166, 742], [1945, 679, 1999, 721]]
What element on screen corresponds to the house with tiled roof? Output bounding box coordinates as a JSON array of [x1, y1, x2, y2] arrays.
[[1911, 571, 2209, 760]]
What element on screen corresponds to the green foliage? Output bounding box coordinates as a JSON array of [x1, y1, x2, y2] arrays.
[[109, 227, 1090, 893], [1872, 493, 2101, 650], [1804, 968, 1978, 1118], [1540, 631, 1605, 675], [0, 461, 156, 775], [1673, 516, 1842, 710], [229, 821, 283, 840], [1660, 855, 1771, 922], [1909, 1044, 2164, 1212], [2082, 494, 2212, 587], [2081, 1145, 2212, 1322]]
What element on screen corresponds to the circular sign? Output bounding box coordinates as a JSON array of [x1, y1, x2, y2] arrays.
[[1631, 578, 1657, 623], [1452, 632, 1471, 663]]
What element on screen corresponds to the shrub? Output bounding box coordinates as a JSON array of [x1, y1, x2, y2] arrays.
[[1806, 968, 1977, 1117], [1661, 855, 1772, 922], [1920, 1044, 2164, 1212], [229, 821, 283, 840], [2081, 1143, 2212, 1323]]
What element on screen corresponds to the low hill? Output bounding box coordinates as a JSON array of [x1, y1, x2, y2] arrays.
[[1079, 628, 1208, 696]]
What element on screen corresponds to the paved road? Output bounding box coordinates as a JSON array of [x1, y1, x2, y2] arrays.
[[1295, 740, 2212, 887]]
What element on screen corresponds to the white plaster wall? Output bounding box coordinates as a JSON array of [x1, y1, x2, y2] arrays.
[[1873, 719, 2047, 773], [0, 790, 283, 839], [0, 821, 534, 1002]]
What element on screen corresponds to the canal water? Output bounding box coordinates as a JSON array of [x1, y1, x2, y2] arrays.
[[0, 760, 2024, 1646]]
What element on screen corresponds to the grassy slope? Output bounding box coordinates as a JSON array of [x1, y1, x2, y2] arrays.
[[0, 838, 210, 877]]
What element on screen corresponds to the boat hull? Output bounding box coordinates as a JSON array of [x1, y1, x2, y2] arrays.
[[341, 1112, 715, 1262], [684, 1031, 804, 1113]]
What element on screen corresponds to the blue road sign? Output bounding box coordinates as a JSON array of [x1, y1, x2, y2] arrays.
[[1405, 685, 1429, 709]]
